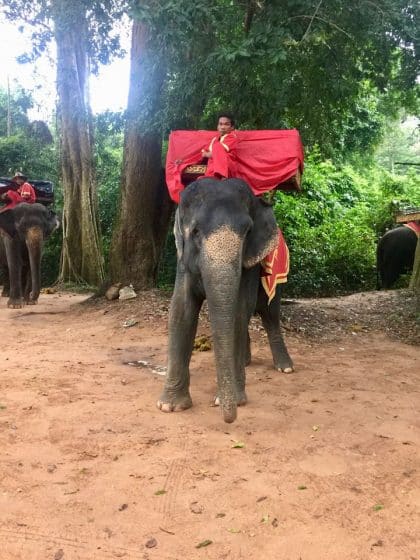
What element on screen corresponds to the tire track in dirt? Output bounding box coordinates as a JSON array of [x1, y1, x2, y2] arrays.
[[156, 427, 190, 528], [0, 526, 145, 559]]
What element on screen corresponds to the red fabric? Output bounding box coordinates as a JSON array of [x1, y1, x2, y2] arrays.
[[0, 182, 36, 213], [260, 228, 289, 303], [404, 221, 420, 237], [203, 131, 239, 179], [166, 129, 304, 203], [18, 182, 36, 203]]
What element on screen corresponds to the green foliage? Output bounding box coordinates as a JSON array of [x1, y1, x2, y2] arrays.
[[0, 86, 32, 136], [274, 152, 420, 296], [374, 116, 420, 172], [141, 0, 420, 159], [41, 228, 62, 286], [93, 110, 124, 263], [0, 87, 58, 181]]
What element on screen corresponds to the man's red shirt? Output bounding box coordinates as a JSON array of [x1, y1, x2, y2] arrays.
[[0, 182, 36, 212], [204, 131, 239, 179]]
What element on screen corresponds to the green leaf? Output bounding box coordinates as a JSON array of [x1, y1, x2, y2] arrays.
[[231, 441, 245, 448], [154, 489, 167, 495]]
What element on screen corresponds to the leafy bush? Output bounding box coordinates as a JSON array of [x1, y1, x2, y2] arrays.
[[274, 154, 419, 297]]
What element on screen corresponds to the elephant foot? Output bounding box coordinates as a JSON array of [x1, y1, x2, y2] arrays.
[[273, 355, 294, 373], [25, 299, 38, 305], [157, 390, 193, 413], [214, 391, 247, 407], [7, 298, 24, 309]]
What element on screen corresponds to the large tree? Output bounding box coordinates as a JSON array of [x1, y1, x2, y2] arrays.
[[109, 20, 173, 288], [109, 0, 419, 288], [3, 0, 124, 286]]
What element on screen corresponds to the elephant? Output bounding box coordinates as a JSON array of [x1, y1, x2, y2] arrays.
[[377, 224, 418, 289], [157, 178, 293, 423], [0, 203, 59, 308]]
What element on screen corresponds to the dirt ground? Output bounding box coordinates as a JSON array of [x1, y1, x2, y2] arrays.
[[0, 287, 419, 560]]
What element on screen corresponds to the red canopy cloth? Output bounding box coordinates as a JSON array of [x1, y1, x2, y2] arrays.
[[261, 228, 289, 303], [166, 129, 304, 203], [404, 221, 420, 237]]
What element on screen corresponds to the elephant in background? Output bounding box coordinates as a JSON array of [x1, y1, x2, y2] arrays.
[[377, 225, 418, 289], [0, 203, 59, 308], [157, 178, 293, 424]]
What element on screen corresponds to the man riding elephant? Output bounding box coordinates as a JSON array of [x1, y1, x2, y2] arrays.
[[0, 171, 36, 211]]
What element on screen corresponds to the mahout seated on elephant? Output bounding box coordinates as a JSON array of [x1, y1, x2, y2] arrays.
[[377, 222, 419, 289], [157, 178, 293, 423], [0, 203, 59, 308]]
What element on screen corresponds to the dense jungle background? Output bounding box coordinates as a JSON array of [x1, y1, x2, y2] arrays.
[[0, 0, 419, 296]]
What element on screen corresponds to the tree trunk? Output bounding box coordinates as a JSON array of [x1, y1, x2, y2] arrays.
[[109, 21, 173, 289], [54, 3, 104, 286]]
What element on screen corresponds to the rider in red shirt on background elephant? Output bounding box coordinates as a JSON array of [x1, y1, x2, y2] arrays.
[[0, 171, 36, 212]]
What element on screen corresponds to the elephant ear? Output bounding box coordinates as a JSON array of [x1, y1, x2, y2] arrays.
[[174, 208, 184, 260], [0, 210, 17, 239], [243, 198, 279, 269]]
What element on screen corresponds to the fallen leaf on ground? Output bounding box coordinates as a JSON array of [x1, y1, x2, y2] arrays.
[[196, 539, 212, 548]]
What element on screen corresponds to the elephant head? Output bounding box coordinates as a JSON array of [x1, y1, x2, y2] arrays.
[[175, 178, 278, 422]]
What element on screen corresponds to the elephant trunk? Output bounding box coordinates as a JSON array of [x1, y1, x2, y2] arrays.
[[202, 226, 243, 423]]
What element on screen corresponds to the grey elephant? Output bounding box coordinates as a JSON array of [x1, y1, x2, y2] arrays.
[[157, 178, 293, 423], [0, 203, 59, 308], [377, 224, 418, 289]]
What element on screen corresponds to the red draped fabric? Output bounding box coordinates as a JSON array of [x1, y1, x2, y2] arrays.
[[204, 132, 239, 179], [404, 221, 420, 237], [261, 228, 289, 303], [166, 129, 304, 203]]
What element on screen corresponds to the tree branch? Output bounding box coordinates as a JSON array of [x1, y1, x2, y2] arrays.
[[289, 15, 353, 40], [300, 0, 323, 42]]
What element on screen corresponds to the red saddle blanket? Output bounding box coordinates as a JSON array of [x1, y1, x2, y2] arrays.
[[261, 228, 289, 303], [404, 221, 420, 236], [166, 129, 304, 203]]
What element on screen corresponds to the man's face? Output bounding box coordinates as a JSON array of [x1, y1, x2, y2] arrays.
[[217, 117, 234, 135]]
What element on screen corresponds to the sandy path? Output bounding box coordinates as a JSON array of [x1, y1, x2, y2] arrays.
[[0, 291, 419, 559]]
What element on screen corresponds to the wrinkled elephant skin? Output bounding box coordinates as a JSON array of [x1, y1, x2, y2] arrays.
[[0, 203, 59, 308], [157, 178, 293, 423]]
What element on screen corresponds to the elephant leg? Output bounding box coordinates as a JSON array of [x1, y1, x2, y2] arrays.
[[245, 331, 251, 366], [23, 261, 32, 303], [4, 237, 24, 308], [232, 287, 252, 406], [25, 227, 43, 304], [157, 269, 203, 413], [1, 266, 10, 297], [256, 284, 293, 373]]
